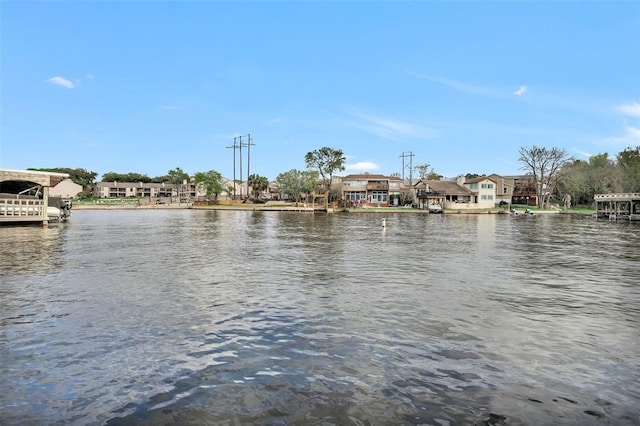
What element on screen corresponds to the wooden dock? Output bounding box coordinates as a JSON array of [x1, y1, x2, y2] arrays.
[[1, 168, 69, 225], [594, 193, 640, 221]]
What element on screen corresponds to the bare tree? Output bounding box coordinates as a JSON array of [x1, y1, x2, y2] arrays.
[[414, 163, 431, 180], [518, 146, 570, 208]]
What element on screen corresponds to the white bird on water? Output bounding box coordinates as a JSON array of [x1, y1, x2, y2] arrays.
[[382, 218, 386, 227]]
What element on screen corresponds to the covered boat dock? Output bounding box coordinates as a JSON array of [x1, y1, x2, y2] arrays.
[[0, 168, 69, 225], [594, 193, 640, 221]]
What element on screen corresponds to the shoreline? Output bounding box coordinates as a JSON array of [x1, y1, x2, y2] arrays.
[[73, 204, 576, 215]]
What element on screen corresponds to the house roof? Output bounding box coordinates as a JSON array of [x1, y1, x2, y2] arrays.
[[415, 179, 473, 195], [465, 176, 497, 184], [342, 174, 401, 181]]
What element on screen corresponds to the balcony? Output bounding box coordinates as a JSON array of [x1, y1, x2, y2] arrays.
[[366, 183, 389, 191]]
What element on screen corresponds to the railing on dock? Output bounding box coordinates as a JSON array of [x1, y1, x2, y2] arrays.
[[0, 198, 46, 222], [594, 193, 640, 221]]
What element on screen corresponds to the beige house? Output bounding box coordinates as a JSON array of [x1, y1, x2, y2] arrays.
[[414, 179, 474, 210], [93, 181, 177, 199], [49, 178, 83, 199], [488, 174, 514, 205], [415, 175, 507, 210], [341, 174, 403, 207], [94, 179, 239, 201]]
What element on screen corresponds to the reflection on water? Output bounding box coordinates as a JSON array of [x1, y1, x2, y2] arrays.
[[1, 211, 639, 425]]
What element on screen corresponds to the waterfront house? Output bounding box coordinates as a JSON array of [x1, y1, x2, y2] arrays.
[[487, 174, 514, 206], [460, 176, 498, 208], [414, 179, 474, 210], [93, 181, 178, 199], [341, 174, 403, 207], [509, 175, 538, 206], [50, 178, 83, 199]]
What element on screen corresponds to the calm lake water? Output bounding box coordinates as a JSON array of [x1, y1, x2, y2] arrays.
[[1, 210, 639, 425]]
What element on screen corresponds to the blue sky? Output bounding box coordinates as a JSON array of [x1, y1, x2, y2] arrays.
[[2, 1, 639, 181]]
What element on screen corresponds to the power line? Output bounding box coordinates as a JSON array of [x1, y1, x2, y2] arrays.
[[242, 134, 256, 198], [400, 151, 414, 183], [227, 134, 255, 199], [226, 138, 239, 199]]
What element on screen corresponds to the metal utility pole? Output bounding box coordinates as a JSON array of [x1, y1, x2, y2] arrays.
[[227, 133, 253, 200], [226, 138, 239, 199], [238, 135, 244, 199], [243, 134, 256, 197], [400, 151, 415, 183]]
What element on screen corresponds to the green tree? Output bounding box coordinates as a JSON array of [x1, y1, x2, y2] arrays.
[[194, 170, 223, 200], [414, 163, 431, 180], [123, 172, 151, 183], [558, 153, 625, 206], [617, 146, 640, 192], [247, 174, 269, 198], [167, 167, 190, 202], [557, 159, 590, 205], [276, 169, 317, 202], [226, 184, 236, 199], [585, 153, 622, 197], [151, 174, 171, 183], [30, 167, 98, 187], [101, 172, 152, 183], [101, 172, 126, 182], [304, 147, 345, 200], [518, 145, 570, 208]]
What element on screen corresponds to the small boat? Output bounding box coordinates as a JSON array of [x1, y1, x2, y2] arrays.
[[48, 197, 72, 222], [427, 202, 443, 213]]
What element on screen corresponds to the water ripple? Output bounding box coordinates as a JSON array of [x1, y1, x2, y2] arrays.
[[1, 211, 638, 425]]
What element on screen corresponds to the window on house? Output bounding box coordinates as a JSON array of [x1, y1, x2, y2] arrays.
[[469, 183, 478, 189], [481, 183, 494, 189], [369, 191, 388, 202]]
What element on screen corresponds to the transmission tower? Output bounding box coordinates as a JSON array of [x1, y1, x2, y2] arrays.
[[400, 151, 415, 184], [242, 134, 256, 197], [226, 138, 239, 199], [227, 134, 255, 199]]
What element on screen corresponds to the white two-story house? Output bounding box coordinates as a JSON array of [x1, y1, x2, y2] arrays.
[[459, 176, 498, 208]]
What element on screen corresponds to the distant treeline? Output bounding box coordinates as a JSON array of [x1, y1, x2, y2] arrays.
[[29, 144, 640, 205], [29, 169, 174, 186], [556, 146, 640, 205]]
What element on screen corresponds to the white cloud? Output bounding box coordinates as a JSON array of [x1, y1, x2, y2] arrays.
[[409, 71, 532, 100], [85, 73, 95, 80], [601, 125, 640, 147], [617, 102, 640, 118], [408, 71, 496, 96], [344, 161, 380, 173], [513, 86, 527, 96], [346, 107, 433, 140], [47, 76, 75, 89], [627, 126, 640, 139], [572, 147, 593, 159]]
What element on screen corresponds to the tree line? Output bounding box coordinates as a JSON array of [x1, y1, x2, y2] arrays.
[[31, 144, 639, 206], [517, 145, 640, 208]]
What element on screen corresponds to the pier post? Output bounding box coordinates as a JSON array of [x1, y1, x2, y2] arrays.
[[42, 185, 49, 226]]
